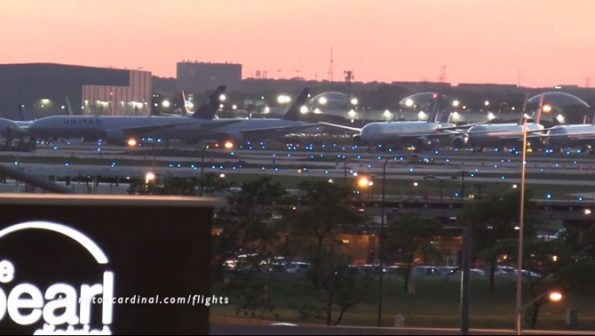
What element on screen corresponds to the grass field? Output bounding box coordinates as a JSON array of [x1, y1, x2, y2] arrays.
[[211, 275, 595, 330]]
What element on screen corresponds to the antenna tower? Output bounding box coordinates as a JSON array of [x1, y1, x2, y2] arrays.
[[438, 65, 447, 83], [327, 47, 334, 82]]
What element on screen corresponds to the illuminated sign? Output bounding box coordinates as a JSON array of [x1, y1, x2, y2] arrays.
[[0, 194, 216, 335], [0, 221, 114, 335]]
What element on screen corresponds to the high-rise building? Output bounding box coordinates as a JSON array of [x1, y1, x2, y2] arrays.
[[176, 61, 241, 92]]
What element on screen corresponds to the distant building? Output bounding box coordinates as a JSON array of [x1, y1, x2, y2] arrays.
[[0, 63, 151, 118], [176, 61, 242, 92], [82, 70, 152, 116]]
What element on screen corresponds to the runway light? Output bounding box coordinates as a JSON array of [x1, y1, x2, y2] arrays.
[[127, 138, 137, 147], [584, 209, 592, 216], [224, 141, 234, 150]]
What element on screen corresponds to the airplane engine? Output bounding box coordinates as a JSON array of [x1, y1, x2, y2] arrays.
[[215, 132, 244, 145], [452, 136, 468, 149], [352, 134, 362, 144], [186, 132, 242, 145], [0, 118, 23, 137], [105, 129, 125, 145]]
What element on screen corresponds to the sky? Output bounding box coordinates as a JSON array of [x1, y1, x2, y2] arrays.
[[2, 0, 595, 87]]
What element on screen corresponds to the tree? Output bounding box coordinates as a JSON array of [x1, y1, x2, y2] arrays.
[[127, 173, 233, 196], [385, 213, 443, 292], [212, 177, 289, 315], [288, 180, 371, 326], [461, 189, 542, 290]]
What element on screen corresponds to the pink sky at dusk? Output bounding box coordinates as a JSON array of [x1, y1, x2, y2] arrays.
[[2, 0, 595, 87]]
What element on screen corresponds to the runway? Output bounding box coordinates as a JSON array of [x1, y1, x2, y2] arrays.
[[2, 141, 595, 199]]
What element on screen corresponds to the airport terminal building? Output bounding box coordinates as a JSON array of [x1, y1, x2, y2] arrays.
[[0, 63, 152, 119]]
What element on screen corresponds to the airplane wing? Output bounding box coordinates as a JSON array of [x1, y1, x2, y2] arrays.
[[234, 123, 321, 138], [121, 119, 241, 134], [439, 121, 487, 131], [319, 122, 362, 132]]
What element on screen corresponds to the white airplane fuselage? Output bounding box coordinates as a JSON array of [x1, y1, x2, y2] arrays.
[[358, 121, 451, 145], [546, 124, 595, 148], [465, 123, 544, 147]]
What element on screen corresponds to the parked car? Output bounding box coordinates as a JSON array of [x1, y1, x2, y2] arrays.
[[286, 261, 311, 274]]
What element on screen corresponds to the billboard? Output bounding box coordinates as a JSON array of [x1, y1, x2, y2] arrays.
[[0, 194, 218, 335]]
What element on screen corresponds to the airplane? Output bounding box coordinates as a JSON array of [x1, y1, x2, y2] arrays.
[[319, 93, 463, 150], [158, 88, 318, 144], [541, 110, 595, 151], [26, 86, 238, 145], [453, 94, 546, 151]]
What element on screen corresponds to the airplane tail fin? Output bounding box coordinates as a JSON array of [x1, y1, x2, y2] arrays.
[[283, 88, 310, 121], [519, 92, 530, 124], [17, 104, 27, 121], [427, 92, 442, 123], [191, 85, 226, 119], [65, 96, 74, 116], [181, 91, 190, 115]]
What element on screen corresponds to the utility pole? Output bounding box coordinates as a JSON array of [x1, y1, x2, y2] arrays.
[[460, 170, 466, 200]]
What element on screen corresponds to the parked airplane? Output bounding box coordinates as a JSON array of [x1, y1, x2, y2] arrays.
[[544, 121, 595, 151], [320, 93, 462, 150], [453, 94, 546, 151], [165, 88, 317, 143], [26, 86, 237, 145]]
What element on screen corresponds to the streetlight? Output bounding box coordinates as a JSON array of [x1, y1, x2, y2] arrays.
[[357, 175, 373, 189], [517, 290, 563, 332], [515, 116, 529, 335], [144, 171, 156, 185], [377, 158, 390, 326]]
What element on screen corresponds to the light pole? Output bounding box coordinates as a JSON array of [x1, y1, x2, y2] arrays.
[[377, 157, 389, 326], [356, 171, 382, 326], [517, 290, 563, 333], [515, 116, 529, 335], [200, 143, 209, 196]]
